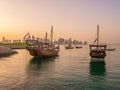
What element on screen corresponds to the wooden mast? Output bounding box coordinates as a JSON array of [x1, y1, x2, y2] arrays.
[[97, 24, 99, 45], [45, 32, 47, 43], [51, 25, 53, 44]]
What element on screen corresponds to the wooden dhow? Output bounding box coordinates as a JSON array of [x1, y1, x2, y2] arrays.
[[24, 26, 60, 57], [89, 25, 106, 58]]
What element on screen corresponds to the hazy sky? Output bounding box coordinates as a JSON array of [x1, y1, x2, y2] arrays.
[[0, 0, 120, 43]]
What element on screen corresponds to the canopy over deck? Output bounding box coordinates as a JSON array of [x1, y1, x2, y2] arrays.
[[89, 44, 107, 47]]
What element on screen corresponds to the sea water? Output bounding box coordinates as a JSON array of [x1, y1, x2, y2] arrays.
[[0, 45, 120, 90]]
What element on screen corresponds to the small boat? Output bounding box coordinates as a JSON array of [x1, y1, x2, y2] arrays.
[[106, 44, 116, 51], [24, 26, 60, 58], [89, 25, 107, 59], [65, 38, 73, 49], [65, 45, 73, 49], [106, 48, 116, 51], [75, 46, 82, 49]]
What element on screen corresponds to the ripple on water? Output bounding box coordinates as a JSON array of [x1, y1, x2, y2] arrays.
[[0, 46, 120, 90]]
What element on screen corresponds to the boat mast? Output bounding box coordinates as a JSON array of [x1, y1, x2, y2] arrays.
[[45, 32, 47, 43], [69, 38, 72, 46], [51, 25, 53, 44], [97, 24, 99, 45]]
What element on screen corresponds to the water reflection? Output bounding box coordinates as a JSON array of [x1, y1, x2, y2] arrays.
[[27, 56, 58, 73], [29, 57, 43, 69], [24, 56, 58, 89], [89, 60, 106, 76], [90, 58, 105, 62]]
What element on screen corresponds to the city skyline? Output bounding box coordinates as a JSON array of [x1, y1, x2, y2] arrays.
[[0, 36, 87, 44], [0, 0, 120, 43]]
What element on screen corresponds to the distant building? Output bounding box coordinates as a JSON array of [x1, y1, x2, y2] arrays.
[[36, 37, 40, 41], [73, 40, 79, 45], [58, 38, 65, 45], [1, 37, 11, 43], [2, 40, 11, 43], [84, 41, 87, 45], [64, 40, 69, 44], [58, 37, 84, 45], [78, 41, 82, 45], [2, 37, 5, 41], [13, 39, 21, 43], [22, 40, 25, 42]]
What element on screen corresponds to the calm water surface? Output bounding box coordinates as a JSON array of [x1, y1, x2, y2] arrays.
[[0, 45, 120, 90]]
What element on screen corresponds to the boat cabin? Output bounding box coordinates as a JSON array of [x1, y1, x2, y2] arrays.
[[89, 45, 106, 58]]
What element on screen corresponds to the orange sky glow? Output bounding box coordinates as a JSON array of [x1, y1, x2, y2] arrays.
[[0, 0, 120, 43]]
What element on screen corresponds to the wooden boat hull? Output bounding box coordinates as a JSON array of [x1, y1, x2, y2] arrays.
[[65, 46, 73, 49], [75, 46, 82, 49], [106, 48, 115, 51], [90, 50, 106, 58], [26, 47, 59, 57], [24, 27, 59, 58]]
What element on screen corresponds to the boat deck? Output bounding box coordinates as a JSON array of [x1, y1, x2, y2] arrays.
[[89, 44, 106, 58]]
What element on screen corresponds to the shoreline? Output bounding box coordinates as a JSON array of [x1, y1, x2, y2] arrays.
[[0, 46, 18, 57], [8, 46, 26, 49]]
